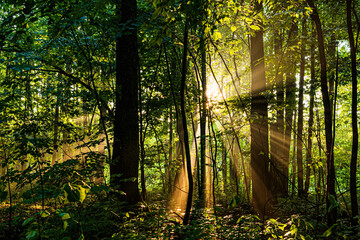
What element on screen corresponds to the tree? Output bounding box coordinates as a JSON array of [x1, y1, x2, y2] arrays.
[[180, 21, 194, 225], [297, 18, 306, 196], [306, 0, 337, 225], [199, 0, 208, 209], [250, 0, 271, 217], [283, 22, 298, 196], [346, 0, 358, 222], [111, 0, 141, 204]]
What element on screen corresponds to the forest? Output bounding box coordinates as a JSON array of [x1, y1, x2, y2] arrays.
[[0, 0, 359, 239]]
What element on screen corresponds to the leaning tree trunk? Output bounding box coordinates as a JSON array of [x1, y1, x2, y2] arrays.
[[111, 0, 141, 205], [306, 0, 336, 226], [346, 0, 358, 222]]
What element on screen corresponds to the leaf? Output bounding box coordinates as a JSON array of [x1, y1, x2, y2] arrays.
[[40, 210, 50, 218], [328, 194, 339, 213], [64, 183, 80, 202], [59, 212, 71, 220], [23, 217, 34, 226], [63, 220, 68, 231], [231, 26, 237, 32], [249, 25, 260, 31], [213, 31, 222, 41], [26, 230, 38, 239]]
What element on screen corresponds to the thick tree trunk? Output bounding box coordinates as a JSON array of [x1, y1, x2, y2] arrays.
[[306, 0, 336, 225], [346, 0, 358, 222], [250, 1, 270, 218], [111, 0, 140, 205]]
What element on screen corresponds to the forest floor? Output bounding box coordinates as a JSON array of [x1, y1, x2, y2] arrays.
[[1, 195, 360, 239]]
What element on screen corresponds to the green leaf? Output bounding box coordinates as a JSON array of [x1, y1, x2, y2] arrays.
[[63, 220, 68, 231], [26, 230, 38, 239], [64, 183, 80, 202], [23, 217, 34, 226], [60, 213, 71, 220], [328, 194, 339, 213], [40, 210, 50, 218]]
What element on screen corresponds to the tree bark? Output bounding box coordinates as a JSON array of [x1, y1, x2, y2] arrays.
[[270, 28, 285, 197], [297, 19, 306, 196], [111, 0, 140, 205], [250, 1, 270, 218], [306, 0, 336, 225], [305, 25, 316, 194], [181, 21, 194, 225], [199, 27, 207, 208], [346, 0, 358, 222], [283, 22, 298, 196]]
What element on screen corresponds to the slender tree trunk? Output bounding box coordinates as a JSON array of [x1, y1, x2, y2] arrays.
[[221, 138, 228, 194], [305, 26, 316, 194], [283, 23, 298, 196], [346, 0, 359, 222], [52, 96, 60, 166], [291, 110, 297, 196], [250, 1, 270, 218], [168, 108, 174, 195], [111, 0, 140, 204], [270, 29, 285, 197], [328, 33, 336, 116], [181, 21, 194, 225], [199, 28, 207, 208], [297, 19, 306, 196], [306, 0, 336, 225]]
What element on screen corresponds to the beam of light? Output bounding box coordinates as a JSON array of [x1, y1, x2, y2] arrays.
[[168, 124, 200, 219]]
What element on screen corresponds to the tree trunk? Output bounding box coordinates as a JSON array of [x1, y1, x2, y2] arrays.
[[291, 110, 297, 195], [250, 1, 270, 218], [111, 0, 140, 205], [199, 28, 207, 208], [305, 25, 316, 194], [297, 19, 306, 196], [52, 96, 59, 166], [346, 0, 358, 222], [221, 138, 228, 194], [283, 23, 298, 196], [270, 28, 285, 197], [306, 0, 336, 225], [168, 108, 174, 196], [181, 21, 194, 225]]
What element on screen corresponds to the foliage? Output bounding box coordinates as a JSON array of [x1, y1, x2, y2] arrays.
[[1, 0, 360, 238]]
